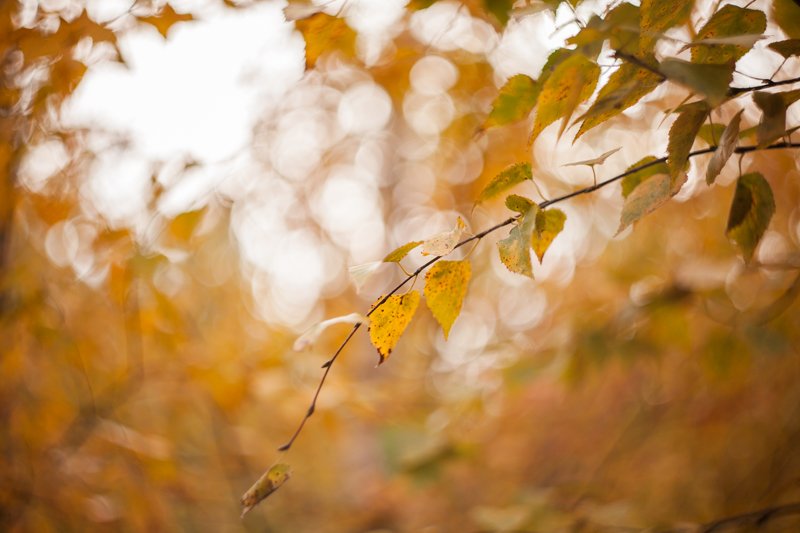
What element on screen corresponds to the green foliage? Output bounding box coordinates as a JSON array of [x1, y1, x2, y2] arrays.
[[667, 102, 708, 178], [485, 74, 540, 128], [476, 162, 532, 203], [621, 156, 668, 198], [659, 59, 732, 106]]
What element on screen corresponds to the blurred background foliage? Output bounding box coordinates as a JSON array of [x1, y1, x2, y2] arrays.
[[2, 0, 800, 531]]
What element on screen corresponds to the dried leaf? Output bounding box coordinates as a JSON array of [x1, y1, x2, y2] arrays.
[[768, 39, 800, 58], [726, 172, 775, 262], [421, 217, 467, 257], [497, 205, 537, 278], [706, 109, 742, 184], [476, 163, 532, 204], [660, 58, 733, 107], [621, 156, 669, 198], [424, 260, 471, 339], [772, 0, 800, 39], [241, 463, 292, 517], [691, 5, 766, 65], [295, 12, 356, 70], [293, 313, 367, 351], [531, 208, 566, 262], [529, 53, 600, 144], [563, 147, 620, 167], [617, 172, 687, 234], [348, 262, 383, 292], [485, 75, 540, 128], [368, 292, 420, 364], [383, 241, 423, 263], [667, 101, 708, 178], [137, 4, 194, 39]]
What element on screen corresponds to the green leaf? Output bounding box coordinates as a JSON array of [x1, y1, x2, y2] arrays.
[[505, 194, 535, 214], [621, 156, 669, 198], [423, 260, 471, 339], [706, 109, 742, 185], [575, 62, 662, 139], [773, 0, 800, 39], [660, 58, 733, 107], [768, 39, 800, 58], [241, 463, 292, 517], [383, 241, 423, 263], [497, 205, 537, 278], [697, 123, 726, 146], [568, 3, 640, 57], [476, 162, 532, 204], [617, 172, 687, 234], [667, 101, 708, 178], [531, 208, 566, 262], [726, 172, 775, 262], [640, 0, 694, 51], [753, 89, 800, 147], [529, 53, 600, 144], [485, 75, 540, 128], [690, 5, 766, 65], [368, 291, 420, 364]]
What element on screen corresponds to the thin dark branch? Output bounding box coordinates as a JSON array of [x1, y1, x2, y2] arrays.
[[277, 141, 800, 452], [730, 76, 800, 95]]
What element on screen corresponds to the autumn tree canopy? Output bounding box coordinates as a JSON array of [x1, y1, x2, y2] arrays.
[[2, 0, 800, 531]]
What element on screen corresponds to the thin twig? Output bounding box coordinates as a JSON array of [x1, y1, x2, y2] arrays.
[[277, 141, 800, 452]]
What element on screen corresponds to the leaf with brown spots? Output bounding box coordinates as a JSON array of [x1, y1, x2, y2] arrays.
[[368, 291, 420, 364], [241, 463, 291, 517], [690, 5, 766, 65], [424, 260, 471, 339]]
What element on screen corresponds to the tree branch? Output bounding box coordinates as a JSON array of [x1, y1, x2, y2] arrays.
[[277, 141, 800, 452]]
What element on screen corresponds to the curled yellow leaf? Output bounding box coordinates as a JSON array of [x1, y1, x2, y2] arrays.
[[241, 463, 292, 517]]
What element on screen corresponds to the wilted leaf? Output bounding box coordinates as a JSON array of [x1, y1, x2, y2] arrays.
[[485, 75, 540, 128], [531, 208, 566, 262], [137, 4, 194, 39], [476, 163, 532, 204], [368, 292, 420, 364], [768, 39, 800, 58], [690, 5, 766, 65], [497, 205, 537, 278], [348, 261, 383, 292], [617, 172, 687, 234], [241, 463, 291, 517], [706, 109, 742, 184], [621, 156, 669, 198], [772, 0, 800, 39], [421, 217, 467, 256], [726, 172, 775, 262], [753, 89, 800, 147], [505, 194, 535, 214], [563, 147, 620, 167], [383, 241, 423, 263], [424, 260, 471, 339], [667, 101, 708, 178], [660, 58, 733, 107], [295, 12, 356, 70], [293, 313, 367, 351], [575, 63, 662, 139], [640, 0, 693, 51], [529, 53, 600, 143]]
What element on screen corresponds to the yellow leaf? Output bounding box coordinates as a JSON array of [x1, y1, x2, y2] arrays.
[[497, 205, 537, 278], [476, 163, 532, 204], [295, 13, 356, 70], [137, 4, 194, 39], [531, 208, 566, 263], [423, 260, 471, 339], [241, 463, 292, 517], [368, 291, 420, 364], [484, 74, 540, 128], [690, 5, 766, 65], [383, 241, 423, 263], [667, 101, 708, 178]]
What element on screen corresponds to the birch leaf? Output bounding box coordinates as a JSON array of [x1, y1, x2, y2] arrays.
[[497, 205, 537, 278], [768, 39, 800, 58], [531, 209, 566, 262], [621, 156, 669, 198], [383, 241, 423, 263], [660, 59, 733, 107], [424, 260, 471, 339], [368, 292, 420, 364], [563, 147, 620, 167], [667, 101, 708, 178], [241, 463, 292, 517], [505, 194, 535, 214], [617, 172, 687, 234], [476, 162, 532, 204], [640, 0, 694, 51], [691, 5, 766, 65], [726, 173, 775, 262], [706, 109, 742, 184], [421, 217, 467, 256], [772, 0, 800, 39], [485, 74, 540, 128]]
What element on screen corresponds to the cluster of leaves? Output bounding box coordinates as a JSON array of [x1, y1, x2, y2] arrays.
[[252, 0, 800, 515]]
